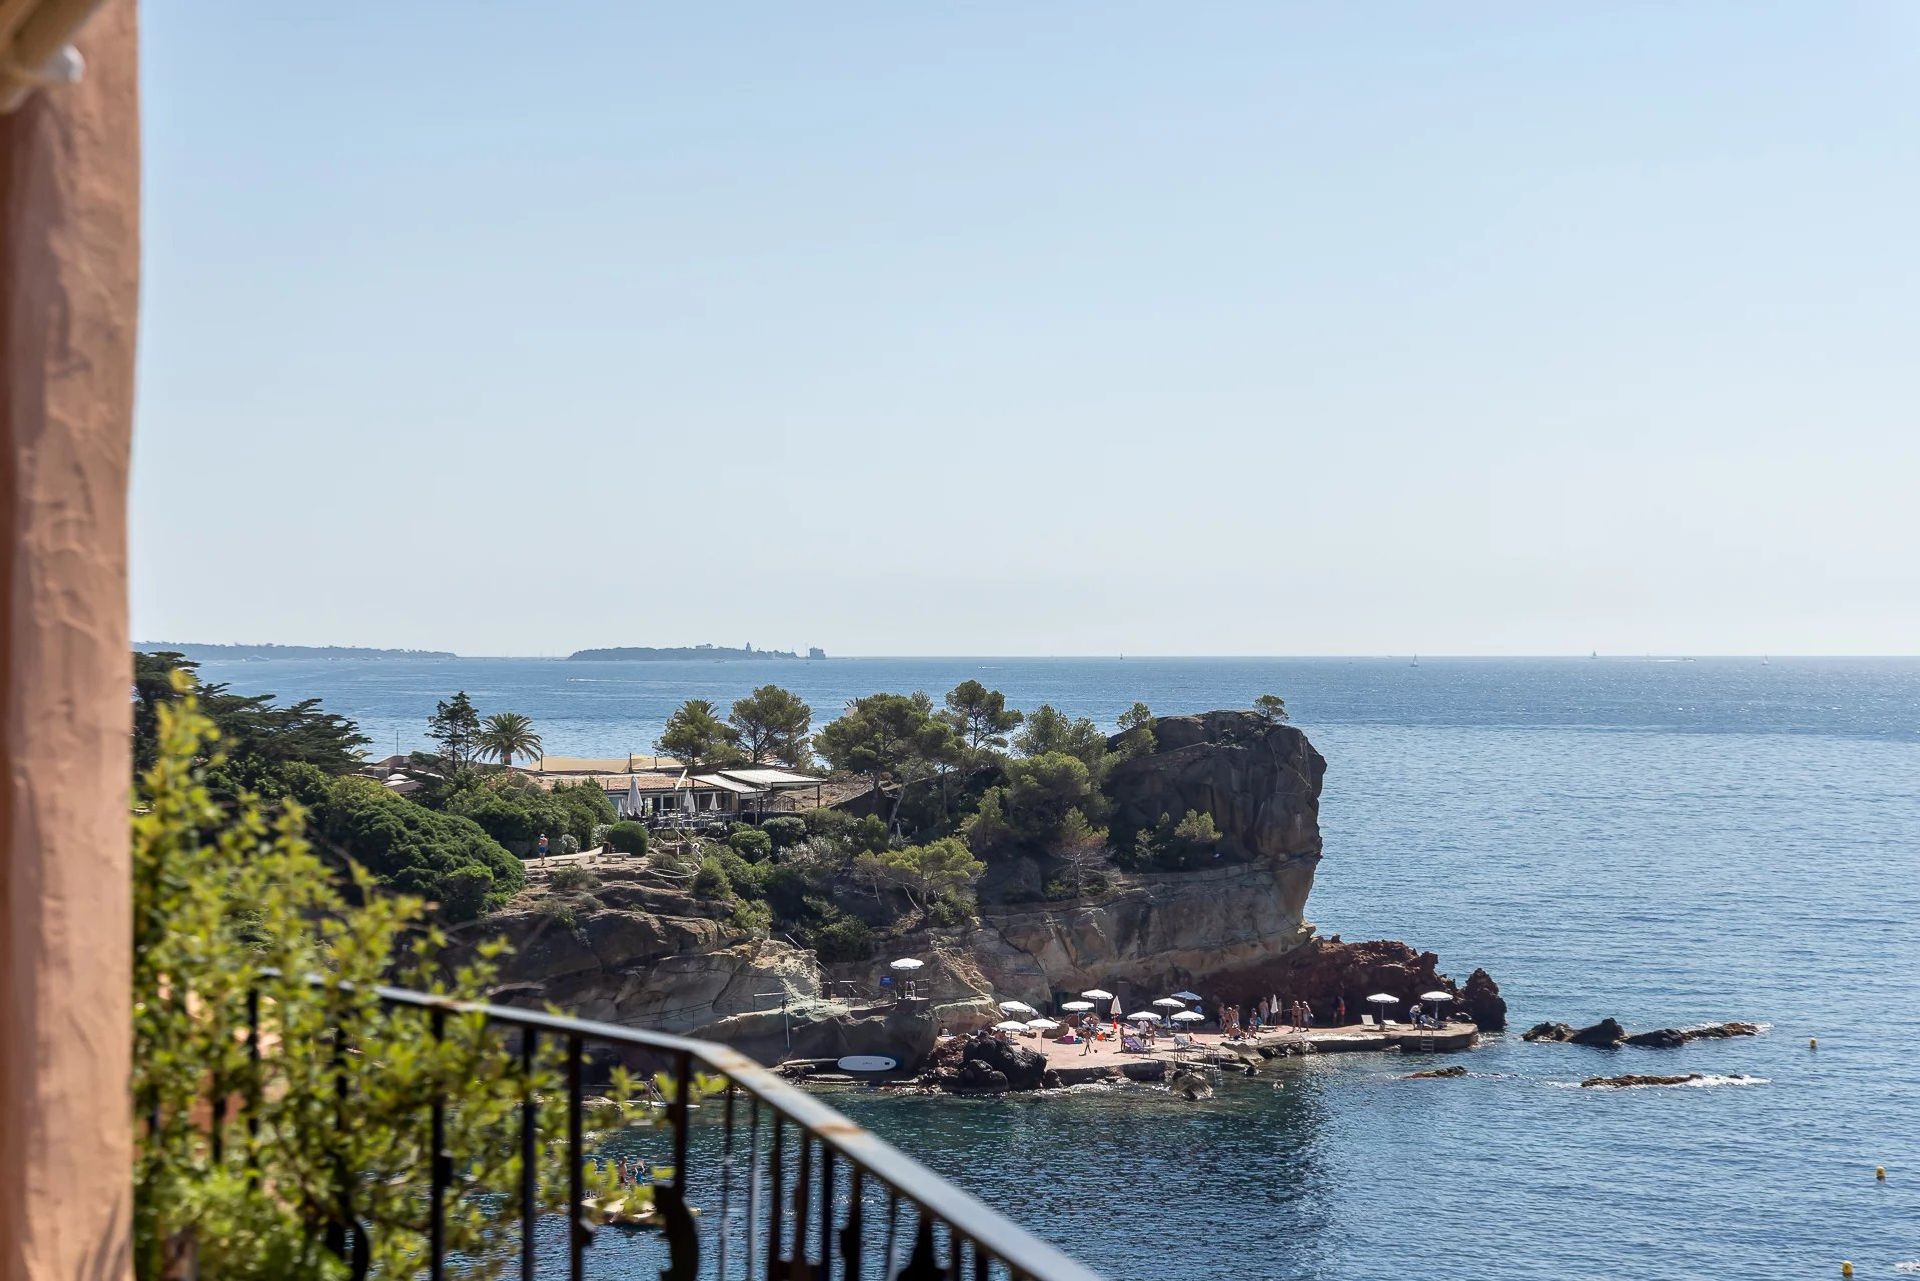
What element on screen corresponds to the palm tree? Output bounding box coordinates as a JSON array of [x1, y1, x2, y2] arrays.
[[477, 712, 542, 769]]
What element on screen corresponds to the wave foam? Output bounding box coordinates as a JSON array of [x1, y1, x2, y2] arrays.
[[1547, 1073, 1770, 1090]]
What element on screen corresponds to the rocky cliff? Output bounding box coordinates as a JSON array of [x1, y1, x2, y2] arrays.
[[466, 710, 1501, 1066]]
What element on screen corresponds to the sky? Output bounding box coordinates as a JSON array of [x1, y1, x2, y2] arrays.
[[131, 3, 1920, 656]]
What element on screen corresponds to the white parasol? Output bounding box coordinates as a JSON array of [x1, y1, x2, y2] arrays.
[[1081, 989, 1114, 1001], [1026, 1018, 1059, 1031], [1170, 1010, 1205, 1023], [1152, 997, 1187, 1010], [1061, 1000, 1095, 1012], [1127, 1011, 1164, 1023], [1172, 990, 1202, 1001], [998, 1000, 1038, 1016], [1420, 991, 1454, 1003], [1366, 993, 1399, 1006], [888, 958, 924, 971], [993, 1020, 1028, 1033]]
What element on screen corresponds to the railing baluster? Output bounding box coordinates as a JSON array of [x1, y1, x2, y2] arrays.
[[567, 1033, 585, 1281], [659, 1048, 698, 1280], [244, 986, 260, 1152], [747, 1097, 764, 1281], [520, 1030, 537, 1281], [882, 1192, 899, 1281], [818, 1144, 835, 1281], [718, 1084, 737, 1281], [972, 1237, 989, 1281], [767, 1117, 785, 1279], [428, 1006, 448, 1280], [840, 1167, 864, 1281], [792, 1131, 814, 1276]]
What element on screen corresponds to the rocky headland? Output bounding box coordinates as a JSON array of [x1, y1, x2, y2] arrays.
[[463, 711, 1504, 1077]]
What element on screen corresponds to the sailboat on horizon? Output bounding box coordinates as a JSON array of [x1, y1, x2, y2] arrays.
[[1410, 653, 1420, 668]]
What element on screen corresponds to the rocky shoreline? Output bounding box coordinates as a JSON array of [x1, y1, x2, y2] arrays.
[[460, 710, 1508, 1081], [1521, 1019, 1759, 1049]]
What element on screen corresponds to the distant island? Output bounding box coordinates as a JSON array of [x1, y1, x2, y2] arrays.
[[133, 642, 457, 660], [567, 642, 824, 662]]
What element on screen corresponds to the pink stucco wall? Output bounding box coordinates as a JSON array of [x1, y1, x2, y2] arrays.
[[0, 3, 140, 1277]]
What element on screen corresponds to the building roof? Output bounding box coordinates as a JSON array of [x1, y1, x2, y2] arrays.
[[708, 767, 824, 790], [522, 754, 682, 775]]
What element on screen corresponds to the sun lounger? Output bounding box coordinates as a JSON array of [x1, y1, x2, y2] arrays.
[[1172, 1033, 1194, 1049], [1361, 1014, 1376, 1028], [1122, 1035, 1147, 1053]]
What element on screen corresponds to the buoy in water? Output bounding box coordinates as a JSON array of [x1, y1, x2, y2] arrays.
[[1810, 1037, 1818, 1050], [1841, 1262, 1852, 1277], [1877, 1166, 1887, 1181]]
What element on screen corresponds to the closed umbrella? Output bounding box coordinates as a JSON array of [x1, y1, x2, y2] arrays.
[[624, 776, 643, 821]]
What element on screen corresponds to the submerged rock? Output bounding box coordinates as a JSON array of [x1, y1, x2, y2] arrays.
[[1167, 1069, 1214, 1100], [1405, 1066, 1468, 1079], [1580, 1073, 1704, 1088], [1523, 1021, 1576, 1042]]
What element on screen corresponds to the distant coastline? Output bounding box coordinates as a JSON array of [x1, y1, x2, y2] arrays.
[[568, 644, 824, 662], [134, 642, 457, 661]]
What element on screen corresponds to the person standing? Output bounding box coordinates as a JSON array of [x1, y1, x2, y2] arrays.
[[1336, 995, 1347, 1026], [536, 832, 549, 859]]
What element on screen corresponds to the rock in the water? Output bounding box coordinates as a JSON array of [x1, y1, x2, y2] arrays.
[[1167, 1069, 1214, 1100], [1523, 1022, 1576, 1042], [1405, 1065, 1468, 1079], [1621, 1028, 1690, 1048], [1580, 1073, 1704, 1088], [1461, 968, 1507, 1031], [1567, 1018, 1628, 1048], [935, 1035, 1049, 1093]]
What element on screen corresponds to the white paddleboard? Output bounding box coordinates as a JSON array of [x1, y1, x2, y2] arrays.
[[837, 1055, 900, 1073]]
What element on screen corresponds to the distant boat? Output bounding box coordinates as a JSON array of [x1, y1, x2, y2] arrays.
[[1410, 654, 1420, 668], [1761, 655, 1770, 666], [1590, 650, 1598, 660]]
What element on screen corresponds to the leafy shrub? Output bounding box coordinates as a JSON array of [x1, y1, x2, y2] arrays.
[[761, 815, 807, 849], [550, 779, 616, 843], [925, 893, 972, 928], [589, 823, 612, 850], [606, 820, 649, 854], [285, 768, 522, 904], [443, 777, 569, 855], [730, 897, 772, 935], [558, 833, 580, 855], [692, 855, 733, 900], [433, 865, 496, 923], [803, 806, 852, 837], [728, 827, 773, 862], [548, 864, 600, 893], [809, 914, 875, 963]]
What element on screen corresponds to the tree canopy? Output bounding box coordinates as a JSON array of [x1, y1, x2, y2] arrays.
[[426, 691, 483, 769], [655, 698, 745, 767], [1013, 703, 1108, 773], [132, 651, 368, 792], [476, 711, 542, 768], [728, 685, 813, 766], [942, 680, 1023, 758], [1253, 693, 1289, 724]]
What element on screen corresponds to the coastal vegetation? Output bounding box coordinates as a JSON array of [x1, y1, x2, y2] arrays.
[[569, 642, 806, 661], [132, 679, 654, 1278]]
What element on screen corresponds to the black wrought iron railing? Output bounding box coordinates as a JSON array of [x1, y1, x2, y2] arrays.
[[245, 979, 1102, 1281]]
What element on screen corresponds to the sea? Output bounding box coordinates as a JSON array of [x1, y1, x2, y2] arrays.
[[186, 653, 1920, 1280]]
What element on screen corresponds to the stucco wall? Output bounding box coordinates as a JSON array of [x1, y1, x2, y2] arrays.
[[0, 3, 140, 1277]]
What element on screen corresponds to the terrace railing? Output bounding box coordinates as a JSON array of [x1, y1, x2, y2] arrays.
[[250, 979, 1103, 1281]]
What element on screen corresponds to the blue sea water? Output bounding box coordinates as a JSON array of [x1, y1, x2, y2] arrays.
[[190, 654, 1920, 1280]]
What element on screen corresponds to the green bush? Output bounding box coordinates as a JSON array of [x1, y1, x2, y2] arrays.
[[548, 864, 599, 893], [809, 914, 875, 964], [728, 827, 773, 862], [692, 855, 733, 899], [925, 892, 972, 928], [762, 815, 807, 849], [589, 822, 612, 850], [558, 833, 580, 856], [288, 770, 522, 904], [433, 865, 497, 922], [550, 779, 616, 843], [730, 897, 772, 934], [606, 820, 649, 854], [443, 778, 568, 855], [803, 807, 853, 838]]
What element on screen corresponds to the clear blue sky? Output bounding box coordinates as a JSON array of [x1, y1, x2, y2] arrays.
[[131, 4, 1919, 656]]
